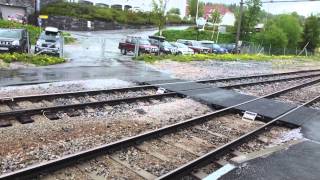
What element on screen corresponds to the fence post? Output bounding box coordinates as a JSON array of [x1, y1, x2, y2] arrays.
[[269, 44, 271, 55]]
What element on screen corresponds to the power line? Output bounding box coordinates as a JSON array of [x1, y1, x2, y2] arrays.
[[262, 0, 320, 3]]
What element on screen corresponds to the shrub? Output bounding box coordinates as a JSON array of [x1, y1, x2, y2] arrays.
[[134, 54, 297, 63], [0, 53, 65, 66], [41, 2, 184, 26]]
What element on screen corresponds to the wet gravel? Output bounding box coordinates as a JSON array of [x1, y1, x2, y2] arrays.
[[310, 102, 320, 110], [150, 60, 320, 80], [205, 71, 320, 87], [234, 78, 318, 97], [273, 83, 320, 105], [0, 79, 134, 98]]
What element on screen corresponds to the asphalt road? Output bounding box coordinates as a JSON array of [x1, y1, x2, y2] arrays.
[[0, 26, 187, 86]]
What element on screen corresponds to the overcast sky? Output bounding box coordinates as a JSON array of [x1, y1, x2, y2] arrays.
[[204, 0, 320, 17]]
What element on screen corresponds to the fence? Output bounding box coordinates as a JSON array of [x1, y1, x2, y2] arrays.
[[240, 41, 313, 56]]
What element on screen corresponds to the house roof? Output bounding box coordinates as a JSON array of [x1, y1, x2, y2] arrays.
[[204, 4, 232, 19]]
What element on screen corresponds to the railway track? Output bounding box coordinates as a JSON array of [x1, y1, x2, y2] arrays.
[[1, 73, 320, 179], [0, 69, 320, 127]]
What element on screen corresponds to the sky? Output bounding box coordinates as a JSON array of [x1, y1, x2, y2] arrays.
[[204, 0, 320, 17]]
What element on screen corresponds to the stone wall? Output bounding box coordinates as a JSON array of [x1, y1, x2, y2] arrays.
[[42, 15, 154, 31]]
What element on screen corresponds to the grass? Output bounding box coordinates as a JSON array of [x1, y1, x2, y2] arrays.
[[0, 20, 77, 45], [134, 53, 308, 63], [0, 53, 65, 66]]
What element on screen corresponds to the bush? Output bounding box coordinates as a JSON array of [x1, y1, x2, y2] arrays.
[[41, 2, 184, 25], [0, 53, 65, 66]]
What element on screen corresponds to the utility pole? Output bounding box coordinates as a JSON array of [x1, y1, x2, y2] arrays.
[[235, 0, 244, 54], [196, 0, 199, 21]]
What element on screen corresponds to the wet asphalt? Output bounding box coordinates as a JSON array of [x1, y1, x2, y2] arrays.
[[0, 26, 187, 86]]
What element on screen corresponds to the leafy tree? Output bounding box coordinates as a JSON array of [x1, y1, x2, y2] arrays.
[[188, 0, 204, 19], [168, 8, 180, 15], [256, 22, 288, 54], [235, 0, 262, 39], [210, 10, 222, 24], [273, 14, 302, 49], [152, 0, 168, 36], [301, 15, 320, 53], [210, 11, 222, 40]]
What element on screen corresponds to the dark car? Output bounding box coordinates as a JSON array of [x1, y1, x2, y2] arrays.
[[149, 36, 178, 55], [177, 39, 210, 54], [200, 41, 228, 54], [0, 28, 30, 53], [119, 36, 159, 55], [220, 43, 240, 54]]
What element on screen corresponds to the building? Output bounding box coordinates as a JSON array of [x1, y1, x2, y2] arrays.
[[66, 0, 187, 17], [204, 4, 235, 26]]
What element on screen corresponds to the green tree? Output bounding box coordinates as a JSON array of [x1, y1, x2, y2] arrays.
[[168, 8, 180, 15], [152, 0, 168, 36], [235, 0, 262, 39], [273, 14, 302, 49], [188, 0, 204, 19], [210, 10, 222, 40], [301, 15, 320, 53], [256, 22, 288, 54]]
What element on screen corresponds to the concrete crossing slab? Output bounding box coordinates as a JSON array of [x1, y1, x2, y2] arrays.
[[221, 141, 320, 180]]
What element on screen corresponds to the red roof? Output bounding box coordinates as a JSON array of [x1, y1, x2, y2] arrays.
[[204, 4, 232, 19]]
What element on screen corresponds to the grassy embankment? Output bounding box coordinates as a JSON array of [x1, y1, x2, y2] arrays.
[[41, 1, 189, 25]]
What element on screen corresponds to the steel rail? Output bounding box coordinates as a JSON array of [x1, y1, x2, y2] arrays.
[[1, 69, 320, 103], [196, 69, 320, 84], [222, 72, 320, 89], [0, 72, 319, 120], [157, 95, 320, 180], [0, 92, 179, 118], [1, 77, 320, 179]]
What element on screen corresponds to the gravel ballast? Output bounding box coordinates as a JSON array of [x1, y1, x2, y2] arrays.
[[0, 98, 212, 174]]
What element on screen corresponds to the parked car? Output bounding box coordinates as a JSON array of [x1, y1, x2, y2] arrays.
[[149, 36, 178, 55], [220, 43, 240, 54], [35, 27, 64, 57], [200, 41, 228, 54], [119, 36, 158, 55], [0, 28, 30, 53], [177, 39, 210, 54], [171, 42, 194, 55]]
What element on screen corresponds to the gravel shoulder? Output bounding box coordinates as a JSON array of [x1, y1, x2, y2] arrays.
[[0, 79, 134, 98], [148, 60, 320, 80]]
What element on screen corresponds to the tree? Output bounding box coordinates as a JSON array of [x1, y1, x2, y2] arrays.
[[152, 0, 168, 36], [301, 15, 320, 53], [235, 0, 262, 39], [256, 22, 288, 54], [188, 0, 204, 19], [273, 14, 303, 49], [168, 8, 180, 15], [210, 10, 222, 40]]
